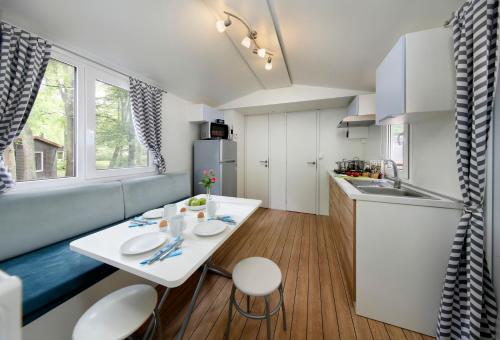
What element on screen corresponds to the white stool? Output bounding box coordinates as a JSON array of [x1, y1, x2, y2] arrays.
[[224, 257, 286, 340], [73, 284, 159, 340]]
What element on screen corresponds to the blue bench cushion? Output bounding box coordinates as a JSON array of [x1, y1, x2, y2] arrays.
[[0, 181, 125, 261], [0, 230, 118, 325], [121, 173, 191, 218]]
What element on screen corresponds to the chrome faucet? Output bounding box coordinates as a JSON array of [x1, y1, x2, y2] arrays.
[[384, 159, 402, 189]]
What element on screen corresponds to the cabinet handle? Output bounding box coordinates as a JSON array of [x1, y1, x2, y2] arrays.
[[306, 161, 317, 165]]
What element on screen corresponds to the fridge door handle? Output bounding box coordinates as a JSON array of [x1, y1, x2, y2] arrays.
[[220, 160, 236, 164]]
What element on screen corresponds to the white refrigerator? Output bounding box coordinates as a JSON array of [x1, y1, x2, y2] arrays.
[[193, 140, 237, 197]]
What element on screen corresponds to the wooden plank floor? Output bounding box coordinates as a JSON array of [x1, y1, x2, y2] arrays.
[[152, 209, 435, 340]]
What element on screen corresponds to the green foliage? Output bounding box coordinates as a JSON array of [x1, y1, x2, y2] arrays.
[[95, 81, 148, 169], [29, 59, 73, 146]]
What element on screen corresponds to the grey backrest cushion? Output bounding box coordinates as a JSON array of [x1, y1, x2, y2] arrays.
[[121, 173, 191, 218], [0, 181, 124, 261]]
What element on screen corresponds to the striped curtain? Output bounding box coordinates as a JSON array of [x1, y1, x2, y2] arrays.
[[0, 22, 51, 193], [436, 0, 498, 339], [129, 77, 166, 173]]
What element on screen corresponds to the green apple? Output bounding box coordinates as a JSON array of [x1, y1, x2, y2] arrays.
[[199, 198, 206, 205]]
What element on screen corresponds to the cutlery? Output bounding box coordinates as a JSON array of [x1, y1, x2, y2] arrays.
[[159, 242, 183, 261], [140, 237, 183, 265]]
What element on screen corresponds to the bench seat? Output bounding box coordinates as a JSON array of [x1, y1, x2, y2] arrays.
[[0, 230, 118, 325], [0, 172, 191, 325]]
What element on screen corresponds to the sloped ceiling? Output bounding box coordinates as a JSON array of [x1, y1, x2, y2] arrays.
[[0, 0, 463, 106]]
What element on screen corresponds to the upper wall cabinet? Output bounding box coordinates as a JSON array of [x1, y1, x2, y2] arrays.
[[188, 104, 224, 123], [376, 28, 455, 124], [347, 94, 376, 116]]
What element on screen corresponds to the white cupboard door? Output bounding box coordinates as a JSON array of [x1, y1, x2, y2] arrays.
[[286, 111, 317, 214], [245, 115, 269, 207], [376, 36, 406, 124]]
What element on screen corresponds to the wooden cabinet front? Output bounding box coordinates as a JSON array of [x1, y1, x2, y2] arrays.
[[329, 176, 356, 301]]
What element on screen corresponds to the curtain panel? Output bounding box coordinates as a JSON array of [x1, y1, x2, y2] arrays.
[[436, 0, 498, 338], [129, 77, 166, 173], [0, 22, 52, 193]]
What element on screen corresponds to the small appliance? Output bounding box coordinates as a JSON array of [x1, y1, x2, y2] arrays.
[[200, 121, 229, 140]]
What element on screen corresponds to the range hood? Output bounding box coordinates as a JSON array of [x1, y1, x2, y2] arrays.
[[337, 114, 376, 128]]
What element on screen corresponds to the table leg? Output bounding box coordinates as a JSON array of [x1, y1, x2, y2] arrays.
[[175, 258, 232, 339], [207, 260, 232, 279], [175, 262, 209, 340], [144, 287, 171, 339]]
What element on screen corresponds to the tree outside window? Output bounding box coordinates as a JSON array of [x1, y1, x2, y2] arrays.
[[3, 59, 75, 182]]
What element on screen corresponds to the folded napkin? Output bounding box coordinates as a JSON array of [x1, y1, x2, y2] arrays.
[[140, 237, 183, 265], [129, 217, 158, 228], [208, 215, 237, 225]]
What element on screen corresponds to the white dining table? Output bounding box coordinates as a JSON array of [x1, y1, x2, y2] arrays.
[[70, 195, 261, 340]]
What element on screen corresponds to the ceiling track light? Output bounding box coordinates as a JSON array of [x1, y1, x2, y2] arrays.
[[265, 57, 273, 70], [216, 11, 274, 70]]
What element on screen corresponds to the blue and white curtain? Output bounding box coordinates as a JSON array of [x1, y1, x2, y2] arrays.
[[0, 22, 51, 193], [437, 0, 498, 338], [129, 78, 166, 173]]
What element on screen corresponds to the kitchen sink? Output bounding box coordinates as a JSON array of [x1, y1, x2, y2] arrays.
[[356, 186, 435, 199], [345, 179, 391, 188], [345, 178, 436, 199]]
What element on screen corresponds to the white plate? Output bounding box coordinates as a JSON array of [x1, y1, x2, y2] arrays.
[[193, 220, 227, 237], [142, 208, 163, 219], [186, 205, 206, 211], [120, 232, 169, 255]]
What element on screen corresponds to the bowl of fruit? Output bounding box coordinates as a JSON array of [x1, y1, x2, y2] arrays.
[[186, 197, 207, 211]]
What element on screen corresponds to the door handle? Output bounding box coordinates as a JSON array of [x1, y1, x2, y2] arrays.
[[306, 161, 317, 166], [259, 160, 268, 168]]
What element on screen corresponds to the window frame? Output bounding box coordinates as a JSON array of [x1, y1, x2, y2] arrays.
[[12, 47, 155, 191], [386, 124, 410, 180], [85, 67, 154, 179], [34, 151, 44, 172]]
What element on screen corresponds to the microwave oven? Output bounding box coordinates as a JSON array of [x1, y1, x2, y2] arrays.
[[200, 122, 229, 140]]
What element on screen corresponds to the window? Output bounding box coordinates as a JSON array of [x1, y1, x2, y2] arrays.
[[95, 81, 148, 170], [34, 152, 44, 172], [387, 124, 409, 179], [4, 58, 76, 182], [7, 48, 155, 189]]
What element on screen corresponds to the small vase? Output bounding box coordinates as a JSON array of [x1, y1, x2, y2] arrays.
[[206, 187, 211, 201]]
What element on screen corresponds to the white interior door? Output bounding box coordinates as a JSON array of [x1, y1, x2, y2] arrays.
[[245, 115, 269, 207], [286, 111, 318, 213]]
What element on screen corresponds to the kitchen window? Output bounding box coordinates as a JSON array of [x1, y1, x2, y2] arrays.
[[387, 124, 409, 179], [12, 48, 155, 190]]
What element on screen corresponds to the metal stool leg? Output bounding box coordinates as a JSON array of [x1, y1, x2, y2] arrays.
[[152, 309, 161, 340], [264, 295, 272, 340], [224, 285, 237, 340], [279, 284, 286, 330]]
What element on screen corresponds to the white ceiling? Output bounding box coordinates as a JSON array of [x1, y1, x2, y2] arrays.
[[0, 0, 463, 106]]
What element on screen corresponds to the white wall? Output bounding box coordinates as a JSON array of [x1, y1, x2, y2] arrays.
[[318, 109, 383, 215], [162, 92, 199, 188], [409, 112, 461, 199]]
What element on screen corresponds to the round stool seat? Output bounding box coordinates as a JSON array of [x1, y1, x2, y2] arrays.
[[233, 257, 282, 297], [72, 284, 157, 340]]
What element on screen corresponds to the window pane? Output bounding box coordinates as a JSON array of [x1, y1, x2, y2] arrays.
[[4, 59, 76, 182], [95, 81, 148, 170], [389, 124, 405, 169]]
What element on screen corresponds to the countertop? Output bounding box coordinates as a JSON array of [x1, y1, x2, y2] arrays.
[[328, 171, 462, 209]]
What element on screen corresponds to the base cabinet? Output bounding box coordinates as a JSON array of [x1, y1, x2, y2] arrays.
[[329, 176, 356, 301]]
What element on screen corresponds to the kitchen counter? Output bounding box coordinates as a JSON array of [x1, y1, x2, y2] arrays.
[[327, 170, 461, 210], [327, 170, 462, 336]]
